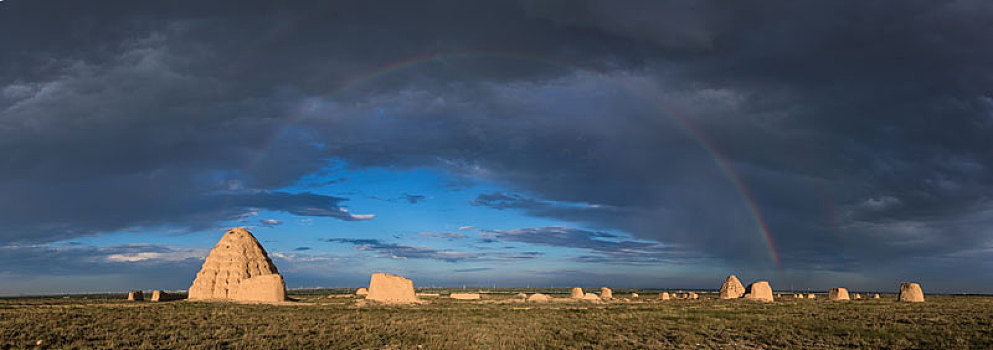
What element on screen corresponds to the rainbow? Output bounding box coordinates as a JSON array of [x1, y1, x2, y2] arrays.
[[245, 51, 781, 266]]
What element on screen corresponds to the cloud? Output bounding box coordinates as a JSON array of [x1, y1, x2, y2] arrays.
[[292, 246, 311, 251], [0, 242, 208, 295], [105, 250, 204, 263], [0, 187, 371, 244], [269, 251, 335, 263], [324, 238, 481, 262], [222, 191, 374, 221], [402, 193, 427, 204], [454, 267, 492, 273], [324, 238, 541, 262], [484, 226, 704, 265], [418, 231, 467, 240], [0, 22, 369, 244], [367, 193, 428, 204], [0, 243, 205, 278], [857, 196, 903, 212], [259, 219, 284, 227]]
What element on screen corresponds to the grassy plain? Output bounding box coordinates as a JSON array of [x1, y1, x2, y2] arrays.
[[1, 290, 991, 349]]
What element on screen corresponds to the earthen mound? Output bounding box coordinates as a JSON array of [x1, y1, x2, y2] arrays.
[[188, 227, 286, 302], [150, 290, 178, 302], [127, 290, 143, 301], [570, 287, 584, 299], [687, 292, 699, 299], [367, 272, 420, 304], [450, 293, 481, 300], [898, 282, 924, 302], [356, 288, 369, 296], [659, 292, 670, 300], [743, 281, 774, 302], [631, 292, 639, 298], [873, 293, 880, 299], [719, 275, 746, 299], [600, 287, 613, 299], [829, 288, 850, 301], [527, 293, 552, 303], [807, 293, 816, 299]]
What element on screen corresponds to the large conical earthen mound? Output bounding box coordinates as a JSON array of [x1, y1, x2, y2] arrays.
[[188, 227, 286, 302], [719, 275, 745, 299]]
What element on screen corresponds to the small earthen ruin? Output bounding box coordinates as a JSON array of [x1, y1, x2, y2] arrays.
[[527, 293, 552, 303], [898, 282, 924, 302], [450, 293, 481, 300], [829, 288, 850, 301], [743, 281, 774, 302], [366, 272, 420, 304]]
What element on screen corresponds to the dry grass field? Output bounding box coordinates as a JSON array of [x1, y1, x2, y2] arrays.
[[2, 290, 991, 349]]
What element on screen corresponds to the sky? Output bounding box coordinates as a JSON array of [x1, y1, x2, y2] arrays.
[[1, 0, 992, 296]]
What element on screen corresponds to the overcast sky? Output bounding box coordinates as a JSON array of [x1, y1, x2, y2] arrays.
[[2, 0, 992, 295]]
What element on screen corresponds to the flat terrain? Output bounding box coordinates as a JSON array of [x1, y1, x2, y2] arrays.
[[1, 290, 991, 349]]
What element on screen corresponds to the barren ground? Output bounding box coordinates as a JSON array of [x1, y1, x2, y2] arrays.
[[2, 290, 991, 349]]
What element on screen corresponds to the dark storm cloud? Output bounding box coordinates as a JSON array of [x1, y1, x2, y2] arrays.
[[0, 187, 370, 243], [1, 0, 992, 288]]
